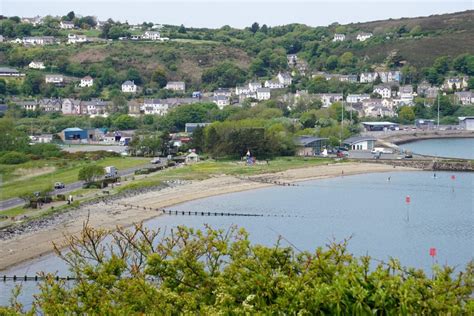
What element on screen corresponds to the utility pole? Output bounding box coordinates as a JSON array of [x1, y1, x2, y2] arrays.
[[340, 90, 344, 147], [437, 93, 440, 129]]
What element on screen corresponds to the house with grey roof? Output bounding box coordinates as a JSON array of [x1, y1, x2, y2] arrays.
[[122, 80, 137, 93], [0, 67, 25, 77], [295, 136, 328, 156], [165, 81, 186, 91]]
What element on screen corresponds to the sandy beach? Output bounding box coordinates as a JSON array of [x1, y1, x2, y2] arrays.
[[0, 162, 415, 271]]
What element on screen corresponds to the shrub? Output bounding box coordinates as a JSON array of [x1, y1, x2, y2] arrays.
[[0, 151, 29, 164]]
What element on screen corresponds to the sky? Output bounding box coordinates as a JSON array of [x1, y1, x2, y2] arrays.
[[1, 0, 472, 28]]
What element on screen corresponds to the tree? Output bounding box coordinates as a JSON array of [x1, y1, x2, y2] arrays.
[[178, 24, 187, 34], [10, 224, 472, 314], [151, 67, 167, 88], [398, 106, 415, 123], [338, 52, 355, 68], [190, 126, 205, 153], [0, 119, 29, 153], [202, 62, 246, 89], [66, 11, 75, 21], [325, 55, 338, 70], [78, 164, 105, 183], [433, 56, 450, 74], [113, 115, 137, 130], [250, 22, 260, 34]]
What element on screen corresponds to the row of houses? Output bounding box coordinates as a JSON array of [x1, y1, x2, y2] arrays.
[[332, 32, 373, 42]]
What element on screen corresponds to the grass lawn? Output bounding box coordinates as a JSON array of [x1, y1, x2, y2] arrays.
[[0, 157, 149, 201], [118, 157, 336, 192]]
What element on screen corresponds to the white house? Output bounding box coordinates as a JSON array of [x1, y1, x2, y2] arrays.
[[378, 70, 401, 83], [333, 33, 346, 42], [61, 98, 81, 115], [22, 36, 55, 45], [45, 74, 64, 84], [248, 81, 262, 92], [346, 94, 370, 103], [287, 54, 298, 67], [68, 34, 88, 44], [235, 86, 251, 95], [141, 99, 169, 115], [0, 67, 25, 77], [142, 31, 161, 40], [28, 61, 45, 69], [264, 80, 284, 89], [122, 80, 137, 93], [0, 35, 3, 42], [315, 93, 343, 108], [455, 91, 473, 105], [165, 81, 186, 91], [80, 76, 94, 88], [443, 77, 469, 91], [213, 95, 230, 109], [359, 72, 379, 83], [60, 21, 74, 29], [256, 88, 271, 101], [277, 72, 292, 86], [399, 85, 414, 104], [373, 84, 392, 99], [213, 88, 232, 97], [356, 32, 373, 41]]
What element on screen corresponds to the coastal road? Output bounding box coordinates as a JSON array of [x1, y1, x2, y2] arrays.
[[0, 161, 166, 212]]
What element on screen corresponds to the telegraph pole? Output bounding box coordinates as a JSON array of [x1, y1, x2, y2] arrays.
[[437, 93, 440, 129]]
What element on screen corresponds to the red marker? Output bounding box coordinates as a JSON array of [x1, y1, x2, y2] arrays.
[[451, 175, 456, 180], [429, 247, 437, 257], [405, 195, 411, 204]]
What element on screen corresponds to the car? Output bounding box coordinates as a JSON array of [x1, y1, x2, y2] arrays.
[[404, 153, 413, 159], [54, 182, 65, 189], [150, 158, 161, 164]]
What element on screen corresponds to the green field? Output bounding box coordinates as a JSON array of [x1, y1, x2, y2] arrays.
[[118, 157, 336, 192], [0, 157, 149, 201]]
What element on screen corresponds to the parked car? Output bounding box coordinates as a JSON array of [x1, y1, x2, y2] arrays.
[[404, 153, 413, 159], [54, 182, 65, 189], [150, 158, 161, 164]]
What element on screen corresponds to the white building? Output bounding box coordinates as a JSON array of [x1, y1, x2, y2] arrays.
[[122, 80, 137, 93], [277, 72, 292, 86], [315, 93, 343, 108], [22, 36, 55, 45], [287, 54, 298, 67], [256, 88, 271, 101], [80, 76, 94, 88], [356, 32, 373, 41], [68, 34, 88, 44], [359, 72, 379, 83], [264, 80, 284, 89], [373, 84, 392, 99], [343, 136, 376, 151], [235, 86, 251, 95], [378, 70, 401, 83], [346, 94, 370, 103], [213, 88, 232, 97], [142, 31, 161, 40], [443, 77, 469, 91], [165, 81, 186, 91], [213, 95, 230, 109], [455, 91, 473, 105], [458, 116, 474, 130], [333, 33, 346, 42], [399, 85, 414, 104], [61, 98, 81, 115], [141, 99, 169, 115], [60, 21, 74, 29], [45, 74, 64, 84], [28, 61, 45, 69], [248, 81, 262, 92]]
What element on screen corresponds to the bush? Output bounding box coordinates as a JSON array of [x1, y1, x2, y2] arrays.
[[0, 151, 29, 164]]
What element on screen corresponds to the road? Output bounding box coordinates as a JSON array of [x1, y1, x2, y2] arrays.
[[0, 161, 163, 212]]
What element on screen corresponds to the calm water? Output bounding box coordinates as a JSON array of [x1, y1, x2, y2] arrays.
[[1, 171, 473, 308], [401, 138, 474, 159]]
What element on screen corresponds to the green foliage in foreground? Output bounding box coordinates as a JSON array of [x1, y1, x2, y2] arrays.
[[4, 225, 473, 314]]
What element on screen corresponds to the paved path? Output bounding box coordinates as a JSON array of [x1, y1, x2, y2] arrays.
[[0, 162, 164, 212]]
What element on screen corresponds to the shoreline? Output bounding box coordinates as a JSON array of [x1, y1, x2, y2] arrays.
[[0, 162, 417, 272]]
